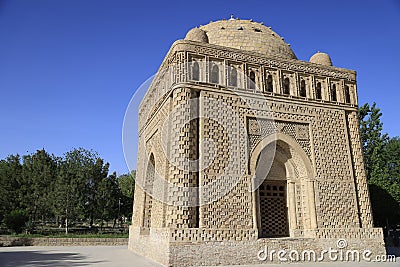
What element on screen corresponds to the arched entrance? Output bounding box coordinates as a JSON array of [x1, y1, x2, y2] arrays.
[[258, 152, 289, 237], [251, 134, 317, 238]]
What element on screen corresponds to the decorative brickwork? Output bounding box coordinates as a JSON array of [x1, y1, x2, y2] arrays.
[[346, 111, 374, 227], [248, 118, 311, 158], [128, 18, 384, 267]]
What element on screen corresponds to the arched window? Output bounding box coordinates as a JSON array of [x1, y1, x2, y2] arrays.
[[191, 61, 199, 81], [249, 71, 256, 89], [331, 84, 337, 102], [345, 85, 351, 103], [266, 75, 273, 92], [210, 64, 219, 84], [300, 80, 306, 97], [316, 82, 322, 100], [229, 67, 237, 87], [283, 77, 290, 95]]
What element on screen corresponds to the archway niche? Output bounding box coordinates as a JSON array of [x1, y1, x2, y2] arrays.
[[142, 153, 155, 230], [250, 135, 317, 238]]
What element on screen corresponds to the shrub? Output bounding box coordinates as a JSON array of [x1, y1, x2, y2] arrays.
[[3, 210, 28, 234]]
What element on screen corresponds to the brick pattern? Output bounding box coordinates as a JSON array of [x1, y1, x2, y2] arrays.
[[312, 109, 352, 181], [131, 139, 146, 228], [200, 91, 252, 229], [166, 87, 199, 228], [187, 43, 355, 80], [139, 42, 357, 135], [129, 18, 383, 267], [315, 227, 383, 239], [316, 180, 359, 228], [346, 111, 373, 227], [248, 117, 311, 157], [169, 228, 257, 242]]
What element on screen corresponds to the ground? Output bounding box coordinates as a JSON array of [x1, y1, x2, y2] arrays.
[[0, 246, 399, 267]]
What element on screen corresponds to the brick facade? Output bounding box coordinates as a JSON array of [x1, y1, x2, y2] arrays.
[[128, 18, 385, 266]]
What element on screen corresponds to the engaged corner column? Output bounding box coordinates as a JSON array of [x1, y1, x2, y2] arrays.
[[288, 181, 297, 231], [307, 180, 317, 229]]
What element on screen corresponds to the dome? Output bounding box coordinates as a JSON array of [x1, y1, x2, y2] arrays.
[[185, 28, 209, 43], [191, 19, 297, 60], [309, 52, 332, 66]]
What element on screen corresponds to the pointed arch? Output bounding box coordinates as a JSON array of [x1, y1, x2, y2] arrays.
[[266, 74, 273, 92], [331, 84, 337, 102], [249, 133, 317, 238], [249, 71, 256, 89], [249, 133, 314, 177], [345, 85, 351, 103], [142, 153, 155, 229], [300, 80, 306, 97], [191, 61, 199, 81], [229, 67, 237, 87], [210, 64, 219, 84], [283, 77, 290, 94], [316, 82, 322, 100]]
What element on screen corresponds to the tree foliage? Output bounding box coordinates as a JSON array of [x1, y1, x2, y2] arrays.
[[0, 148, 135, 234], [359, 103, 400, 227], [4, 209, 28, 234], [117, 171, 135, 220], [21, 150, 57, 223], [0, 155, 22, 222]]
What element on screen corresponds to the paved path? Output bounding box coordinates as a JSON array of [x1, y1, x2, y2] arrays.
[[0, 246, 399, 266], [0, 246, 163, 267]]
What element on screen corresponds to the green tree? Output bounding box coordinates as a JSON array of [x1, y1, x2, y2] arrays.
[[117, 171, 135, 220], [0, 147, 128, 234], [21, 149, 57, 225], [383, 137, 400, 185], [52, 148, 92, 233], [359, 102, 389, 180], [53, 156, 83, 234], [84, 157, 109, 227], [98, 172, 120, 226], [383, 137, 400, 218], [359, 103, 400, 227], [52, 148, 111, 233], [4, 209, 28, 234], [0, 155, 22, 222]]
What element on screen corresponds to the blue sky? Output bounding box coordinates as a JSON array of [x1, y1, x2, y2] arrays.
[[1, 0, 399, 175]]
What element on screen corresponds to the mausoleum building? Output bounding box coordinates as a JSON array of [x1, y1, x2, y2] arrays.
[[128, 18, 385, 266]]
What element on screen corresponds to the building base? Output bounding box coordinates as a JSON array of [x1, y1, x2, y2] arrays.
[[128, 226, 386, 267]]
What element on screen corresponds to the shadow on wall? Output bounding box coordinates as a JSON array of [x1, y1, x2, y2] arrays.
[[0, 251, 105, 267]]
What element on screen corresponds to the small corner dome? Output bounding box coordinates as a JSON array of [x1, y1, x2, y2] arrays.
[[185, 27, 209, 43], [310, 52, 332, 66]]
